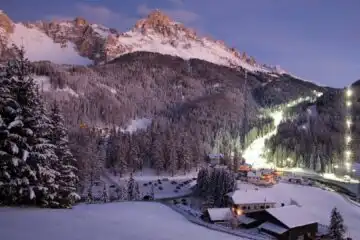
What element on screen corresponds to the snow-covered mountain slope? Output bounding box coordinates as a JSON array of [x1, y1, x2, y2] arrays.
[[0, 9, 284, 74], [9, 23, 91, 64]]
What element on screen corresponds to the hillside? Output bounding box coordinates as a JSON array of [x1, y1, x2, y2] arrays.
[[0, 8, 331, 180], [265, 83, 360, 173]]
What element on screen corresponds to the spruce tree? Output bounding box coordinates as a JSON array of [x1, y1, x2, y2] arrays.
[[329, 207, 346, 240], [0, 45, 59, 207], [0, 75, 31, 204], [127, 173, 135, 200], [50, 101, 79, 208]]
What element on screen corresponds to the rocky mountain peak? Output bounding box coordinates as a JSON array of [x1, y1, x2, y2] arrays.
[[135, 10, 172, 29], [73, 17, 88, 27], [133, 9, 196, 38], [0, 10, 14, 34]]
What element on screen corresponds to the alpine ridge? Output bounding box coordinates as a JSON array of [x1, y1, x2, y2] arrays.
[[0, 9, 283, 74]]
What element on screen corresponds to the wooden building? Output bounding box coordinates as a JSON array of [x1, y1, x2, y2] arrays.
[[248, 205, 318, 240], [227, 190, 276, 214]]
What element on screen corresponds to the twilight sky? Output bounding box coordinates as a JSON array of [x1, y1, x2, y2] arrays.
[[2, 0, 360, 87]]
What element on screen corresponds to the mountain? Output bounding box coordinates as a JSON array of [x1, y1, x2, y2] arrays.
[[0, 9, 284, 73], [0, 8, 334, 178]]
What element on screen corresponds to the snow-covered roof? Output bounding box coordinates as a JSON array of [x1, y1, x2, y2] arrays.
[[227, 190, 276, 205], [265, 205, 318, 228], [237, 215, 257, 225], [258, 222, 288, 234], [207, 208, 232, 222]]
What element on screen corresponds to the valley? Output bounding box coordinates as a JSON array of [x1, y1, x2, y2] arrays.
[[0, 5, 359, 240]]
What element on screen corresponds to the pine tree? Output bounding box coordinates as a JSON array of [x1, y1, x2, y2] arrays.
[[0, 75, 30, 205], [0, 45, 60, 207], [102, 185, 108, 203], [129, 136, 141, 171], [127, 173, 136, 200], [50, 101, 79, 208], [329, 207, 346, 240]]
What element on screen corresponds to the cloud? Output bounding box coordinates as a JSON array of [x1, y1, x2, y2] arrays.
[[46, 4, 136, 30], [137, 4, 199, 25]]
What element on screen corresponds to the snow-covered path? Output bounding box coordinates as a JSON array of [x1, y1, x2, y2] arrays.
[[0, 202, 247, 240]]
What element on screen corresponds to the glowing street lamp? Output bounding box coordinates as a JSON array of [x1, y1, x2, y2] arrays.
[[347, 88, 352, 97], [346, 135, 351, 144], [345, 150, 352, 159], [346, 101, 352, 107], [346, 119, 352, 128]]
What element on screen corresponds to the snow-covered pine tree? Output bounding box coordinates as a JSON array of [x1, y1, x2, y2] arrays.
[[196, 168, 210, 197], [129, 135, 141, 172], [134, 182, 140, 200], [1, 45, 60, 207], [50, 101, 80, 208], [329, 207, 347, 240], [0, 75, 30, 205], [152, 136, 164, 175], [102, 185, 108, 203], [127, 173, 136, 200]]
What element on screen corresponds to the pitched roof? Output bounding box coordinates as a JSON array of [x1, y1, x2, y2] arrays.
[[237, 215, 257, 225], [265, 205, 318, 228], [258, 222, 288, 234], [227, 190, 276, 205], [207, 208, 232, 221]]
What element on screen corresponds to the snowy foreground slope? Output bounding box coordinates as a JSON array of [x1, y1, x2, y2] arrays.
[[0, 202, 245, 240]]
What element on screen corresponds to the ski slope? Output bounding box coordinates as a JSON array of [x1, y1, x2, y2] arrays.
[[0, 202, 247, 240], [244, 94, 322, 169]]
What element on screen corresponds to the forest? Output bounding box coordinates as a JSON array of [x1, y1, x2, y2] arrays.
[[264, 88, 360, 173]]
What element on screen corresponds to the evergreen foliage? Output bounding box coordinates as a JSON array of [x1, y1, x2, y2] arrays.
[[195, 167, 236, 208], [329, 207, 347, 240], [0, 45, 79, 208]]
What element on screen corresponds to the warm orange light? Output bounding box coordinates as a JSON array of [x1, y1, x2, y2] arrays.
[[236, 208, 243, 216]]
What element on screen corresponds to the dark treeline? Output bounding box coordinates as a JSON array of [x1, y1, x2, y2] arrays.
[[195, 167, 236, 208]]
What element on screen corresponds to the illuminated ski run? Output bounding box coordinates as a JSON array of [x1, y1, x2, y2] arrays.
[[243, 111, 282, 169], [243, 92, 323, 169]]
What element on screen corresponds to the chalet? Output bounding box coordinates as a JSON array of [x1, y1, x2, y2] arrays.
[[227, 190, 276, 214], [246, 171, 275, 186], [202, 207, 233, 223], [248, 205, 319, 240]]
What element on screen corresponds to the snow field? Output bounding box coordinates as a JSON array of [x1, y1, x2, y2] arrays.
[[9, 23, 92, 65], [236, 182, 360, 239], [105, 169, 199, 199], [0, 202, 246, 240]]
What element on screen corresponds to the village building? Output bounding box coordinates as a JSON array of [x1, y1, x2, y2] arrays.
[[243, 170, 277, 186], [247, 205, 319, 240], [226, 190, 277, 214], [202, 207, 233, 223]]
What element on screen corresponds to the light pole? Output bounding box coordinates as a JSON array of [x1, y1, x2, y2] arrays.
[[344, 87, 353, 174]]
